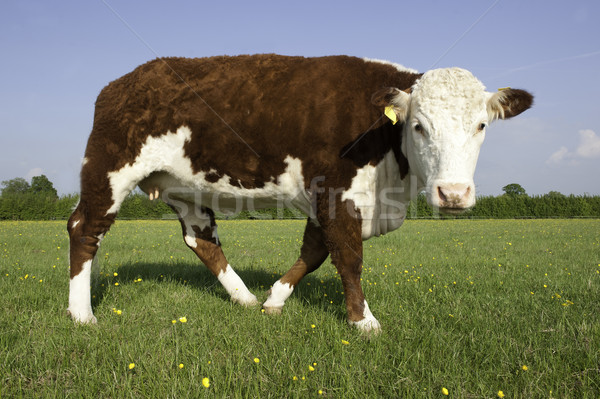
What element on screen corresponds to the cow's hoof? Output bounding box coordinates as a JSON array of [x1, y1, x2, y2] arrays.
[[262, 306, 283, 315], [231, 293, 260, 307], [350, 317, 381, 336], [67, 309, 97, 324]]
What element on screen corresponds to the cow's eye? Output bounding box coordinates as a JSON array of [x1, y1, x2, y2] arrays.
[[477, 123, 487, 133], [414, 123, 424, 135]]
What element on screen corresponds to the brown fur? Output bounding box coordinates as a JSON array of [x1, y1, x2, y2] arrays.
[[84, 55, 416, 192]]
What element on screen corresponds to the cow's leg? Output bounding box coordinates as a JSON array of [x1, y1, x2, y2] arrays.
[[319, 199, 381, 334], [169, 201, 258, 306], [263, 218, 329, 314], [68, 148, 148, 323], [67, 197, 119, 323]]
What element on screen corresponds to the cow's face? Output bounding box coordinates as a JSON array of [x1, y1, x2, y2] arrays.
[[373, 68, 533, 213]]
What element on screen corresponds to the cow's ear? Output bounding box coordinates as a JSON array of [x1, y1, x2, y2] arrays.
[[371, 87, 410, 122], [487, 88, 533, 121]]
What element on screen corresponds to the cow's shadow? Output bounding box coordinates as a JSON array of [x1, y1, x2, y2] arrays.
[[92, 261, 346, 322]]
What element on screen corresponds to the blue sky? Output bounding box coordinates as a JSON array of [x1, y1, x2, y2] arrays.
[[1, 0, 599, 196]]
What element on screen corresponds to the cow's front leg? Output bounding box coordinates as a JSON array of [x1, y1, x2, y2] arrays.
[[320, 201, 381, 334], [263, 218, 329, 314], [331, 238, 381, 333]]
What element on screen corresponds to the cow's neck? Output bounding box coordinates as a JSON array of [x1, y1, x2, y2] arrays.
[[340, 123, 414, 239]]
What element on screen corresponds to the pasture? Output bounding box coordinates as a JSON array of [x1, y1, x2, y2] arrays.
[[1, 219, 599, 398]]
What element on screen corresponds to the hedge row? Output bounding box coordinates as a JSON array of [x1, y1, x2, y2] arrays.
[[407, 193, 600, 219], [1, 192, 599, 221]]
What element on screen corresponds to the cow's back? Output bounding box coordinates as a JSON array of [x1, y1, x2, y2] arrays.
[[86, 55, 419, 189]]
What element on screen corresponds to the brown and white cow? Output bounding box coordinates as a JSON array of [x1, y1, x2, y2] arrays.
[[67, 54, 532, 332]]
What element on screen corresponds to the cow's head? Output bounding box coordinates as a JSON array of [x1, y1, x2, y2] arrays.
[[373, 68, 533, 213]]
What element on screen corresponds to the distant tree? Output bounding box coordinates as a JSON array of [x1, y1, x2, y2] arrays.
[[502, 183, 527, 197], [30, 175, 58, 199], [544, 191, 566, 199], [1, 178, 30, 196]]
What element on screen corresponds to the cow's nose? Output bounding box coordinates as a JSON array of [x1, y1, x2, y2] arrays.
[[437, 184, 471, 208]]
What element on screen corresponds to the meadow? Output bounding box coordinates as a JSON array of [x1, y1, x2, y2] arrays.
[[1, 219, 598, 398]]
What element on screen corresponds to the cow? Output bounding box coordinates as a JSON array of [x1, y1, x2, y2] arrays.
[[67, 54, 533, 333]]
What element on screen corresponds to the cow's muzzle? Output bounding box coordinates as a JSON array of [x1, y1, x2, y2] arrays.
[[431, 183, 475, 214]]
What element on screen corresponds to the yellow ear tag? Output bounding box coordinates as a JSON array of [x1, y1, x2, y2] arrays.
[[384, 106, 398, 125], [498, 87, 511, 91]]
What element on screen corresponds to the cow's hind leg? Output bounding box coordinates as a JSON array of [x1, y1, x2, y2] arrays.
[[67, 199, 116, 323], [263, 219, 329, 314], [169, 201, 258, 306], [68, 152, 143, 323]]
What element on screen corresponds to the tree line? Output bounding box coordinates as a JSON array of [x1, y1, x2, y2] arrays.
[[1, 177, 599, 220]]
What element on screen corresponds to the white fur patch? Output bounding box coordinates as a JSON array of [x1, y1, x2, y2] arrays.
[[263, 280, 294, 309], [169, 202, 220, 248], [217, 264, 258, 306], [174, 204, 213, 248], [67, 259, 96, 323], [96, 233, 104, 247], [349, 300, 380, 332], [184, 235, 197, 248], [362, 58, 419, 74], [341, 151, 410, 239], [71, 220, 80, 229], [180, 154, 310, 213], [106, 126, 194, 214]]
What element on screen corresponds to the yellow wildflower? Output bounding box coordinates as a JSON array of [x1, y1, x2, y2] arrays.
[[178, 363, 184, 369], [341, 339, 350, 345], [498, 391, 505, 398], [253, 357, 260, 364], [202, 377, 210, 388], [128, 363, 135, 370], [442, 387, 449, 395], [179, 316, 187, 323], [522, 365, 528, 371]]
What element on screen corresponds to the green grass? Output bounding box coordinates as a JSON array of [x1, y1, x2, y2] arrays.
[[1, 219, 599, 398]]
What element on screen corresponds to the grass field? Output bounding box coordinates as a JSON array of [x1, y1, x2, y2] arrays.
[[1, 219, 599, 398]]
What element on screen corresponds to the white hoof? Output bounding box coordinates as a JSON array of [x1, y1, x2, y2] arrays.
[[349, 316, 381, 334], [263, 281, 293, 312], [348, 300, 381, 334], [262, 306, 283, 315], [231, 292, 259, 307], [67, 308, 97, 324]]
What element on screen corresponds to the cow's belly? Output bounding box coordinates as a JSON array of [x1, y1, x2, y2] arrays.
[[105, 126, 312, 216], [139, 169, 312, 215]]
